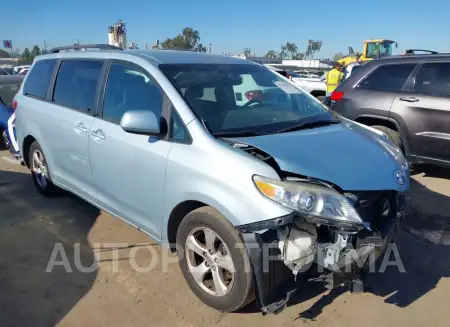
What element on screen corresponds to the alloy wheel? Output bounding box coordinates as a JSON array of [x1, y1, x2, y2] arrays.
[[31, 149, 48, 189], [185, 227, 235, 296]]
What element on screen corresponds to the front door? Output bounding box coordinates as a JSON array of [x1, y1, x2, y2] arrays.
[[89, 61, 171, 238], [391, 62, 450, 162]]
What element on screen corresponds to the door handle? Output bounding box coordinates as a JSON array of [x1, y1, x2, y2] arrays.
[[91, 129, 105, 140], [399, 96, 419, 103], [74, 122, 87, 134]]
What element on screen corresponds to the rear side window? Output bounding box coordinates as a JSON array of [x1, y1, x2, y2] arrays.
[[23, 59, 57, 99], [413, 62, 450, 97], [53, 60, 103, 113], [359, 64, 416, 91]]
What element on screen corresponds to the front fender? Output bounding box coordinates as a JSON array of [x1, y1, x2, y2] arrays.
[[162, 141, 292, 240]]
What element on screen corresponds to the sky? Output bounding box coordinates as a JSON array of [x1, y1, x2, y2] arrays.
[[2, 0, 449, 58]]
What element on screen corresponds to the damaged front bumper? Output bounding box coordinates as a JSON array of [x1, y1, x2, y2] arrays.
[[236, 204, 407, 315]]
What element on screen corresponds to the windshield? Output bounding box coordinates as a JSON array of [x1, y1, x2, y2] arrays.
[[366, 41, 393, 59], [160, 63, 336, 135]]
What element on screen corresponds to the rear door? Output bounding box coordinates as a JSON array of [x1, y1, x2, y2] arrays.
[[89, 60, 171, 238], [41, 59, 104, 199], [333, 63, 416, 120], [391, 61, 450, 162]]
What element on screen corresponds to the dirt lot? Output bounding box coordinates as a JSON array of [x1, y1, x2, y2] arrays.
[[0, 149, 449, 327]]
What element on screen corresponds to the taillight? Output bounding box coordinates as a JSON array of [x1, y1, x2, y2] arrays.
[[330, 91, 344, 101], [245, 90, 264, 101], [12, 98, 17, 110]]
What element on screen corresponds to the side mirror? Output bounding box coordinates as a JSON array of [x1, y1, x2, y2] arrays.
[[120, 110, 161, 136]]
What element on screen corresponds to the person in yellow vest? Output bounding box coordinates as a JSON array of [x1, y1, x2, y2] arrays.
[[325, 62, 344, 96]]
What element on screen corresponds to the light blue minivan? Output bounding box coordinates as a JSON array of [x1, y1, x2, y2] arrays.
[[15, 44, 409, 314]]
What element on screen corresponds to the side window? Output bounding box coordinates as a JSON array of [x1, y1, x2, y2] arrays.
[[23, 59, 57, 99], [413, 63, 450, 97], [102, 63, 163, 124], [359, 64, 416, 91], [53, 60, 103, 112]]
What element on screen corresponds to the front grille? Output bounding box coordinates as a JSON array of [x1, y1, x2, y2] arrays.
[[346, 191, 399, 226]]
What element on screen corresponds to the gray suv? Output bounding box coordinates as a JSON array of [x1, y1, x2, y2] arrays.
[[15, 44, 409, 314], [331, 54, 450, 167]]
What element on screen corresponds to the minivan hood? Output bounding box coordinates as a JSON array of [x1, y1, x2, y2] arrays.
[[229, 123, 409, 191]]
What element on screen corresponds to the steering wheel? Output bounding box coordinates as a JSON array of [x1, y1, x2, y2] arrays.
[[243, 99, 263, 107]]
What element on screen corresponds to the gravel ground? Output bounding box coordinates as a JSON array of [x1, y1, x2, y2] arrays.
[[0, 150, 449, 327]]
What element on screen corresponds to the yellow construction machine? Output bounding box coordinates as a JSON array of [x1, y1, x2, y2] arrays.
[[338, 39, 398, 66]]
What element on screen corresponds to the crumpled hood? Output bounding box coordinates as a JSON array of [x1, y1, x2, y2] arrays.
[[230, 123, 409, 191]]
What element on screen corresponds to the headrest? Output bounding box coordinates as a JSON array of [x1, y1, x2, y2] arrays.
[[185, 85, 204, 99]]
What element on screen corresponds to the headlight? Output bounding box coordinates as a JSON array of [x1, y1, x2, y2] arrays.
[[253, 175, 363, 226]]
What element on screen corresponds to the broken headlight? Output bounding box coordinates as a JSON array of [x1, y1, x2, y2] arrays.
[[253, 175, 363, 226]]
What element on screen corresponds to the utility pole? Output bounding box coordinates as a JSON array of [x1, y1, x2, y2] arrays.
[[43, 40, 47, 53], [209, 43, 212, 54]]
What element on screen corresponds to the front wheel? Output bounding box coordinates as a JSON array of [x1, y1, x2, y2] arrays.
[[176, 207, 254, 312]]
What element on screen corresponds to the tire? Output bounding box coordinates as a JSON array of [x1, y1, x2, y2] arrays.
[[176, 207, 254, 312], [371, 125, 403, 150], [29, 141, 59, 196], [0, 129, 7, 150]]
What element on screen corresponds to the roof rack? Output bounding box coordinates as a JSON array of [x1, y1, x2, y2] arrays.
[[404, 49, 439, 55], [49, 44, 122, 54]]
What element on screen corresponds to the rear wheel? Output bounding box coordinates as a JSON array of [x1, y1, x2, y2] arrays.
[[176, 207, 254, 312], [0, 129, 7, 150], [29, 141, 59, 196], [372, 125, 403, 150]]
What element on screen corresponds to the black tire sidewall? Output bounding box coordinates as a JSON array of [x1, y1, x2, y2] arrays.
[[29, 141, 56, 195], [176, 208, 253, 312], [372, 125, 402, 149]]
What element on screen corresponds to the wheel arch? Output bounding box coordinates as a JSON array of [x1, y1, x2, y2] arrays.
[[166, 200, 209, 251], [354, 114, 411, 155], [22, 134, 37, 168]]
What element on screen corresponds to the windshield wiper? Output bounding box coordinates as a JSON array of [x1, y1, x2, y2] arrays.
[[213, 130, 260, 138], [276, 119, 340, 133]]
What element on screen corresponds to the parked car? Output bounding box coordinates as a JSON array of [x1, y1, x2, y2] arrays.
[[13, 65, 31, 74], [266, 66, 327, 100], [0, 68, 12, 75], [331, 54, 450, 168], [15, 45, 409, 314], [342, 62, 363, 81], [0, 75, 23, 156], [322, 63, 364, 108], [3, 67, 15, 75], [295, 70, 320, 78], [18, 68, 30, 75], [290, 75, 326, 100]]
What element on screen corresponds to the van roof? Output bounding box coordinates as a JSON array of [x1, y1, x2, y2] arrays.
[[39, 45, 255, 66]]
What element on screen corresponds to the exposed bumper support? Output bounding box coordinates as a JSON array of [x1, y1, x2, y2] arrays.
[[241, 211, 403, 315]]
